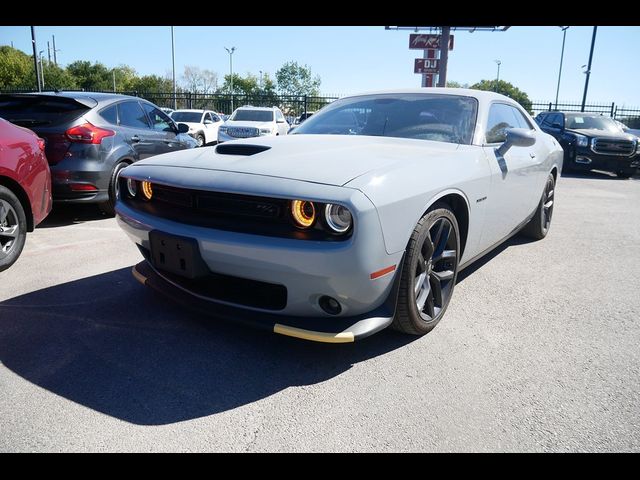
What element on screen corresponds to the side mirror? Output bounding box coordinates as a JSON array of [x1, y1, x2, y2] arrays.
[[551, 122, 563, 129], [276, 118, 285, 124], [177, 122, 189, 134], [496, 128, 536, 156], [203, 119, 213, 125]]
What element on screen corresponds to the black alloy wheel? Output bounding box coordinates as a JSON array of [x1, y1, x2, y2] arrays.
[[393, 204, 460, 335]]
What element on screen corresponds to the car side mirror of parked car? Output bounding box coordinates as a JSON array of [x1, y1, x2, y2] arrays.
[[204, 119, 213, 125], [551, 122, 563, 130], [177, 123, 190, 133], [496, 128, 536, 157], [276, 118, 286, 123]]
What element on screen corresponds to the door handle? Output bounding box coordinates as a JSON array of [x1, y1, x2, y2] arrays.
[[131, 135, 140, 143], [529, 153, 536, 158]]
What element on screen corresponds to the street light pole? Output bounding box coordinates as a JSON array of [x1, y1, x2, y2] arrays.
[[171, 26, 177, 110], [554, 26, 569, 109], [225, 46, 236, 112], [30, 26, 41, 92], [494, 60, 501, 92], [581, 26, 598, 112]]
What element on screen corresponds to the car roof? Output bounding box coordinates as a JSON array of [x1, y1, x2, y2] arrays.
[[344, 87, 517, 104], [23, 90, 138, 103], [172, 109, 210, 113], [235, 106, 279, 111]]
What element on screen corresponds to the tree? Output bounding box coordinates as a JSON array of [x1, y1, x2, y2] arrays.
[[182, 66, 218, 93], [220, 73, 259, 96], [275, 61, 321, 97], [446, 80, 470, 88], [41, 61, 77, 90], [471, 79, 532, 112], [66, 60, 112, 90], [0, 45, 33, 89], [132, 74, 173, 92]]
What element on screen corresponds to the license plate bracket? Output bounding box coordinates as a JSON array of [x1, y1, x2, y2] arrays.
[[149, 230, 209, 279]]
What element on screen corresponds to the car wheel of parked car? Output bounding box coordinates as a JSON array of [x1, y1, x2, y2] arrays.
[[99, 161, 128, 216], [0, 185, 28, 272], [392, 203, 460, 335], [196, 133, 205, 147], [521, 173, 555, 240], [616, 170, 635, 179]]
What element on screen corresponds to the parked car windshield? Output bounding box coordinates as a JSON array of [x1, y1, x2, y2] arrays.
[[230, 110, 274, 122], [292, 93, 478, 145], [171, 111, 203, 123], [565, 114, 622, 133]]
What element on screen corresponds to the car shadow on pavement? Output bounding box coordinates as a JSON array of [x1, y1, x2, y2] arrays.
[[0, 267, 413, 426], [560, 170, 626, 180], [37, 204, 111, 228]]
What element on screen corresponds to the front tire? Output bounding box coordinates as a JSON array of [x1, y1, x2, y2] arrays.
[[392, 203, 460, 335], [99, 161, 128, 216], [616, 169, 635, 179], [0, 185, 28, 272], [196, 133, 205, 147], [521, 173, 555, 240]]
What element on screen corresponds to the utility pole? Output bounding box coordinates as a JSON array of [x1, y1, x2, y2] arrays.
[[113, 70, 116, 92], [47, 41, 51, 62], [555, 26, 569, 109], [494, 60, 501, 92], [436, 26, 450, 87], [31, 26, 41, 92], [171, 26, 177, 110], [52, 35, 58, 66], [581, 26, 598, 112], [225, 46, 236, 112], [39, 50, 45, 89]]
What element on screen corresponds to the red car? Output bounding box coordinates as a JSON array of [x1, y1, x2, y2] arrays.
[[0, 117, 52, 272]]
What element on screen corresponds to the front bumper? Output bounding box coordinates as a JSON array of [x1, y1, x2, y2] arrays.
[[132, 260, 399, 343], [569, 147, 640, 172], [115, 174, 404, 340], [217, 130, 269, 143]]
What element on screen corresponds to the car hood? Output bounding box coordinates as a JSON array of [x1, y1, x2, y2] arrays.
[[132, 134, 460, 186], [223, 120, 274, 129], [566, 128, 637, 141]]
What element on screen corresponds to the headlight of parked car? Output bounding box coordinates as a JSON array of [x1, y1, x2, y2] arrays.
[[324, 203, 353, 234], [573, 133, 589, 148], [260, 128, 273, 135]]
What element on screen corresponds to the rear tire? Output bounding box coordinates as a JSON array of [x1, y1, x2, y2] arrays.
[[196, 133, 205, 147], [392, 203, 460, 336], [0, 185, 28, 272], [521, 173, 555, 240], [99, 161, 128, 217]]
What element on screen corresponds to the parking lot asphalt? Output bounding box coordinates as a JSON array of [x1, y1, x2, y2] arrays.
[[1, 171, 639, 452]]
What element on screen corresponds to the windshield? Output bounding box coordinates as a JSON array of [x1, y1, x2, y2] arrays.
[[171, 111, 202, 123], [565, 114, 622, 133], [292, 93, 478, 145], [230, 109, 274, 122]]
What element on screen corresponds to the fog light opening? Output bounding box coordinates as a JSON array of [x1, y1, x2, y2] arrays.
[[319, 295, 342, 315], [575, 156, 592, 164]]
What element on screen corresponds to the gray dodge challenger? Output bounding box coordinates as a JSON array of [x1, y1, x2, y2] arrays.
[[115, 88, 563, 343]]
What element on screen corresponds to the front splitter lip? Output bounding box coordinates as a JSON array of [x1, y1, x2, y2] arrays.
[[132, 260, 401, 343]]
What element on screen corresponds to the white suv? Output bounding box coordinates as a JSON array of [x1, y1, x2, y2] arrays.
[[218, 106, 289, 143], [170, 109, 223, 146]]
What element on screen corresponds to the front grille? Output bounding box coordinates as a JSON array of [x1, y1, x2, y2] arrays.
[[121, 181, 351, 241], [592, 138, 635, 156], [226, 126, 259, 138]]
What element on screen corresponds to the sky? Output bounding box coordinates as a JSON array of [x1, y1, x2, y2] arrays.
[[1, 25, 639, 107]]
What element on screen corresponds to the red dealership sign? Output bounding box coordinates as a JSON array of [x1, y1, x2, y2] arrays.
[[409, 34, 454, 50]]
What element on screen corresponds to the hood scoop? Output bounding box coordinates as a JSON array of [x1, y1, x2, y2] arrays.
[[215, 144, 271, 156]]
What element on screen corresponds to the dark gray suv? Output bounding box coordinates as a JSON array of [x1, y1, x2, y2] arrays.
[[0, 92, 195, 215]]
